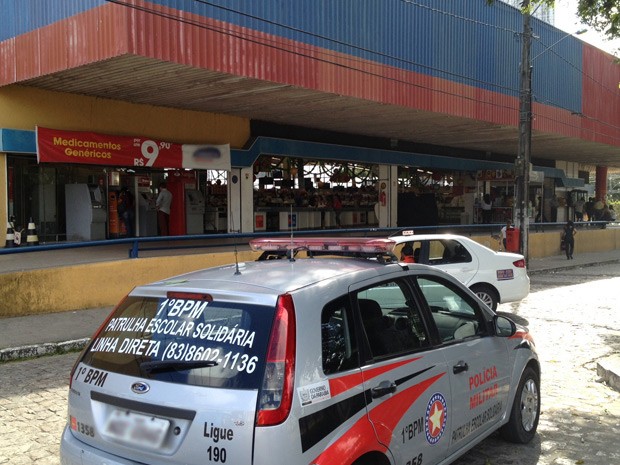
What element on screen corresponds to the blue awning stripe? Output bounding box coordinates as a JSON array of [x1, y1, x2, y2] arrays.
[[1, 128, 584, 188]]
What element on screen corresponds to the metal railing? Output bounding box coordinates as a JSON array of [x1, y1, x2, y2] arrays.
[[0, 221, 611, 259]]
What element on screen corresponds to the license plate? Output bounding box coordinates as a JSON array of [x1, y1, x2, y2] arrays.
[[104, 409, 170, 449], [496, 269, 514, 280]]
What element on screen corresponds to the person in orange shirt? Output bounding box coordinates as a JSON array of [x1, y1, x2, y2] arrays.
[[400, 243, 415, 263]]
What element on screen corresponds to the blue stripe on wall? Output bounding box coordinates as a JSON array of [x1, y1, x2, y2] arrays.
[[0, 0, 106, 42], [0, 0, 582, 113]]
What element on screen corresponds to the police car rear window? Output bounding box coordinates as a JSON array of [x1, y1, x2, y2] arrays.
[[80, 296, 274, 389]]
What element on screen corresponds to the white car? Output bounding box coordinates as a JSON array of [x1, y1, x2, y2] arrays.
[[60, 237, 539, 465], [390, 231, 529, 310]]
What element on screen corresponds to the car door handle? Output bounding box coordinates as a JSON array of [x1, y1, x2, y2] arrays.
[[371, 380, 397, 398], [453, 361, 469, 374]]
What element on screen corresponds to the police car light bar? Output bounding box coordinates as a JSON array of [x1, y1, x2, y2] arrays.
[[249, 237, 396, 254]]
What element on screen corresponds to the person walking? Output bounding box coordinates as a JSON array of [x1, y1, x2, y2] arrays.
[[562, 220, 577, 260], [156, 181, 173, 236]]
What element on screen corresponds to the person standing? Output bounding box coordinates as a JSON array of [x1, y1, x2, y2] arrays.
[[550, 195, 559, 222], [332, 194, 343, 228], [500, 219, 512, 251], [118, 187, 135, 237], [574, 197, 585, 222], [584, 197, 594, 222], [481, 194, 492, 224], [562, 220, 577, 260], [593, 198, 604, 221], [156, 181, 173, 236]]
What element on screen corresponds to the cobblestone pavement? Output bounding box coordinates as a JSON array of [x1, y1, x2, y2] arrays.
[[0, 354, 74, 465], [1, 266, 619, 465]]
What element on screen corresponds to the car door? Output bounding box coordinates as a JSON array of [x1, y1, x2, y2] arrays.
[[414, 276, 511, 457], [426, 239, 479, 286], [353, 277, 452, 465]]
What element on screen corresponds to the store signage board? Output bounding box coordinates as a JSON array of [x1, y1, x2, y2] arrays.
[[36, 127, 230, 170]]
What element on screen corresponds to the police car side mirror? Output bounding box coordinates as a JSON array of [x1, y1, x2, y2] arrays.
[[494, 315, 516, 337]]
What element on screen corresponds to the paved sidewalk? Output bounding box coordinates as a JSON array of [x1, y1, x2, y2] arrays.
[[2, 249, 620, 387]]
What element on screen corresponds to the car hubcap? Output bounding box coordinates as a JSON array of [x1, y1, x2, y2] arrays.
[[520, 378, 539, 431], [476, 291, 493, 308]]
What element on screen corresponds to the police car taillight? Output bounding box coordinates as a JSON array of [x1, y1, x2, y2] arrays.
[[166, 291, 213, 301], [257, 294, 296, 426], [249, 237, 396, 254], [69, 296, 128, 389], [513, 259, 526, 268]]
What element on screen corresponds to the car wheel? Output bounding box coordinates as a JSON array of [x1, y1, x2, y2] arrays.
[[500, 366, 540, 444], [352, 453, 391, 465], [470, 284, 498, 310]]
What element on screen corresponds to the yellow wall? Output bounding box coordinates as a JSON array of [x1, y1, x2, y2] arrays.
[[472, 228, 620, 257], [0, 85, 250, 145], [1, 228, 619, 317], [0, 250, 260, 317]]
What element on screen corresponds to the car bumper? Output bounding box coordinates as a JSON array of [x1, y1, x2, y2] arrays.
[[497, 273, 530, 303], [60, 425, 137, 465]]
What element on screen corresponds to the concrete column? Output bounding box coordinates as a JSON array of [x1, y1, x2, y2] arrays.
[[377, 165, 398, 228], [1, 153, 6, 246], [227, 168, 255, 233], [595, 166, 608, 201]]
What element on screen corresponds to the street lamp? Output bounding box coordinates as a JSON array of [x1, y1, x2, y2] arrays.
[[516, 3, 586, 263]]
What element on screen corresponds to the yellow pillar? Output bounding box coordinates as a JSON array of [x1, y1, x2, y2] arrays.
[[0, 153, 7, 246]]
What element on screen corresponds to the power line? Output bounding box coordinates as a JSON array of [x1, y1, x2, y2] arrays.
[[101, 0, 620, 137], [103, 0, 520, 110], [399, 0, 521, 35]]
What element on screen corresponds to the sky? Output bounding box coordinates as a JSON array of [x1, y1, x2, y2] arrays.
[[554, 0, 620, 56]]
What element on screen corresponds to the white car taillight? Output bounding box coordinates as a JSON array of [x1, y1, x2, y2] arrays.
[[257, 294, 296, 426], [513, 259, 526, 268]]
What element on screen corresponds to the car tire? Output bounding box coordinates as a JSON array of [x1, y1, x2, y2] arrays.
[[470, 284, 498, 310], [352, 452, 391, 465], [500, 366, 540, 444]]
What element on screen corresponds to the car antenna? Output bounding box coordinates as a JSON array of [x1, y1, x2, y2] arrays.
[[234, 244, 241, 275], [288, 205, 295, 262], [230, 212, 241, 275]]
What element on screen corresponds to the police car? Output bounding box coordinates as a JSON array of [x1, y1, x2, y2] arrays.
[[60, 237, 540, 465], [390, 231, 530, 310]]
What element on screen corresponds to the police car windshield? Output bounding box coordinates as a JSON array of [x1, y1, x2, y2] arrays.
[[80, 296, 274, 389]]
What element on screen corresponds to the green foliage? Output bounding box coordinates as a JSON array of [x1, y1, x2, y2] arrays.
[[486, 0, 619, 41], [577, 0, 620, 39], [486, 0, 555, 13]]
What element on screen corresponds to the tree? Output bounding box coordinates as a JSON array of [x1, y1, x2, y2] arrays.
[[485, 1, 554, 13], [487, 1, 620, 41], [577, 0, 620, 39]]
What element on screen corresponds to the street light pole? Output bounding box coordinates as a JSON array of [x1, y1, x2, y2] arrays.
[[516, 0, 532, 262], [516, 0, 586, 263]]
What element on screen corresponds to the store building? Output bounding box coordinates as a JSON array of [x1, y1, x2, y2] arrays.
[[2, 0, 619, 243]]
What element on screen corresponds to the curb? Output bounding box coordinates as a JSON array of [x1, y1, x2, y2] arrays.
[[528, 258, 620, 275], [0, 338, 90, 363], [597, 355, 620, 393]]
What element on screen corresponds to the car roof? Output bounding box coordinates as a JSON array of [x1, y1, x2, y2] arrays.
[[132, 257, 409, 299], [391, 233, 480, 245], [390, 233, 526, 260]]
